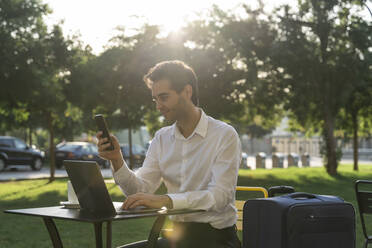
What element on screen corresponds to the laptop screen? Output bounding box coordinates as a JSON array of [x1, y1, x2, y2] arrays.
[[64, 160, 116, 216]]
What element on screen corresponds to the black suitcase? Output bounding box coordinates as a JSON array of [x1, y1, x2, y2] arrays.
[[243, 192, 355, 248]]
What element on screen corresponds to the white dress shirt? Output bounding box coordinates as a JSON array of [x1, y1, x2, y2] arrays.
[[112, 109, 242, 229]]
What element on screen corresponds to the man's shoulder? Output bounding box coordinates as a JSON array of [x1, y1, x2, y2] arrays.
[[154, 125, 174, 138], [207, 116, 237, 136]]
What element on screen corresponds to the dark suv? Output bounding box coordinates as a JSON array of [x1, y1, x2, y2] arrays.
[[0, 136, 44, 171]]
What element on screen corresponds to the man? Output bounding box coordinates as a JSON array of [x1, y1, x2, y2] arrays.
[[97, 60, 242, 248]]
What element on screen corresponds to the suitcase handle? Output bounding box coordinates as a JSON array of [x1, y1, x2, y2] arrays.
[[288, 192, 317, 199], [268, 186, 295, 197]]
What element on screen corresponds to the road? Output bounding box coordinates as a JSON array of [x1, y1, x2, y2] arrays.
[[0, 156, 370, 182], [0, 166, 114, 182]]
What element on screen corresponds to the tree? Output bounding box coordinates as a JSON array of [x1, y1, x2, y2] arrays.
[[339, 85, 372, 171], [25, 24, 83, 181], [337, 12, 372, 171], [179, 11, 248, 121], [127, 6, 284, 140], [271, 0, 372, 175], [67, 26, 161, 168], [0, 0, 50, 101], [0, 0, 85, 181], [0, 0, 49, 132], [216, 3, 286, 130]]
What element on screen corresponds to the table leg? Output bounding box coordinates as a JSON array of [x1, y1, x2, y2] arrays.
[[94, 222, 103, 248], [106, 221, 112, 248], [146, 215, 166, 248], [43, 217, 63, 248]]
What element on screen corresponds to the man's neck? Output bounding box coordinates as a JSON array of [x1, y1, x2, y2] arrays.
[[177, 107, 201, 138]]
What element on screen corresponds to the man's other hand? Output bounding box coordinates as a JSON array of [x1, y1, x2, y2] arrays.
[[121, 193, 173, 209]]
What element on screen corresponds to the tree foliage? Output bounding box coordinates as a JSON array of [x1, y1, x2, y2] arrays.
[[0, 0, 86, 181], [2, 0, 371, 178], [270, 0, 372, 175]]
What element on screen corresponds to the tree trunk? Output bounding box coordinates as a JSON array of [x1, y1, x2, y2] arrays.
[[324, 111, 338, 175], [352, 111, 359, 171], [314, 11, 337, 175], [250, 136, 254, 154], [128, 126, 133, 170], [29, 127, 32, 146], [48, 113, 55, 182]]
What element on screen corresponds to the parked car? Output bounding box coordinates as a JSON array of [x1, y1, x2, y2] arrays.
[[144, 140, 152, 151], [0, 136, 44, 171], [120, 144, 146, 169], [55, 141, 109, 169]]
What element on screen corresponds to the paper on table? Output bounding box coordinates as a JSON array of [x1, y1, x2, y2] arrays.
[[67, 180, 79, 204]]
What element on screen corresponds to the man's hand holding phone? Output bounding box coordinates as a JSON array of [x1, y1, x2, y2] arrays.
[[96, 132, 124, 171], [95, 114, 124, 171]]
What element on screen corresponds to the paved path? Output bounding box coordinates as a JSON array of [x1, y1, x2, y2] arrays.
[[0, 157, 371, 182], [0, 166, 114, 182]]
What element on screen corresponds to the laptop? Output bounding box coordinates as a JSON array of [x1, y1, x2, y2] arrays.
[[63, 160, 163, 216]]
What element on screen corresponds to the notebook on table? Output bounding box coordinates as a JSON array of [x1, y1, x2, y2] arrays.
[[63, 160, 163, 216]]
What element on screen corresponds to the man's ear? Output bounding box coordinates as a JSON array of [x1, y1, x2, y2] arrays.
[[182, 84, 193, 100]]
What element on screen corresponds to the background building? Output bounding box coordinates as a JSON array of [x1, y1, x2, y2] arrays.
[[240, 117, 372, 160]]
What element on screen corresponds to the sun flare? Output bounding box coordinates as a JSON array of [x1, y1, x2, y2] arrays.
[[44, 0, 287, 54]]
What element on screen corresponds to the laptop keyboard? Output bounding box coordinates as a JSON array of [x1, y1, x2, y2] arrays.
[[116, 206, 163, 214]]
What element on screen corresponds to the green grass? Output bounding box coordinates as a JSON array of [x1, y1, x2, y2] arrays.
[[1, 163, 372, 247], [0, 179, 159, 248]]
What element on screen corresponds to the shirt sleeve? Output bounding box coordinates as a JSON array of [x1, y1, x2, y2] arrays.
[[112, 134, 163, 196], [167, 127, 241, 211]]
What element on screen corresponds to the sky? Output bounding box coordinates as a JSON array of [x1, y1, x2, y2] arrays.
[[43, 0, 288, 54], [43, 0, 371, 55]]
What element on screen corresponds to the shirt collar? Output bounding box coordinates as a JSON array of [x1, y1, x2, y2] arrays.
[[172, 109, 208, 140]]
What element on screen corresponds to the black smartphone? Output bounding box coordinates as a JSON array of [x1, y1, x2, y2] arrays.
[[94, 114, 114, 151]]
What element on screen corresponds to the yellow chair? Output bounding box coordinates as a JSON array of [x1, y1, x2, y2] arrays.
[[235, 186, 268, 230]]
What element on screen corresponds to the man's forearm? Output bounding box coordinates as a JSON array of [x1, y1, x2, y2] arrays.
[[111, 157, 124, 172]]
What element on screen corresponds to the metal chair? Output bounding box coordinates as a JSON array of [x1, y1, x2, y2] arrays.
[[235, 186, 268, 230], [355, 180, 372, 248], [117, 215, 167, 248]]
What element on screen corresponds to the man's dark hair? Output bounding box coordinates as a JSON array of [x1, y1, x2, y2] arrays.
[[143, 60, 199, 106]]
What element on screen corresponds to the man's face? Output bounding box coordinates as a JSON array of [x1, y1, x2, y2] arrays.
[[151, 79, 187, 122]]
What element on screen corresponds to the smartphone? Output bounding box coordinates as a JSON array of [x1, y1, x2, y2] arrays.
[[94, 114, 114, 151]]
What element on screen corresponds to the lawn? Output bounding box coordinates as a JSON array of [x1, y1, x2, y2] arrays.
[[1, 163, 371, 247]]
